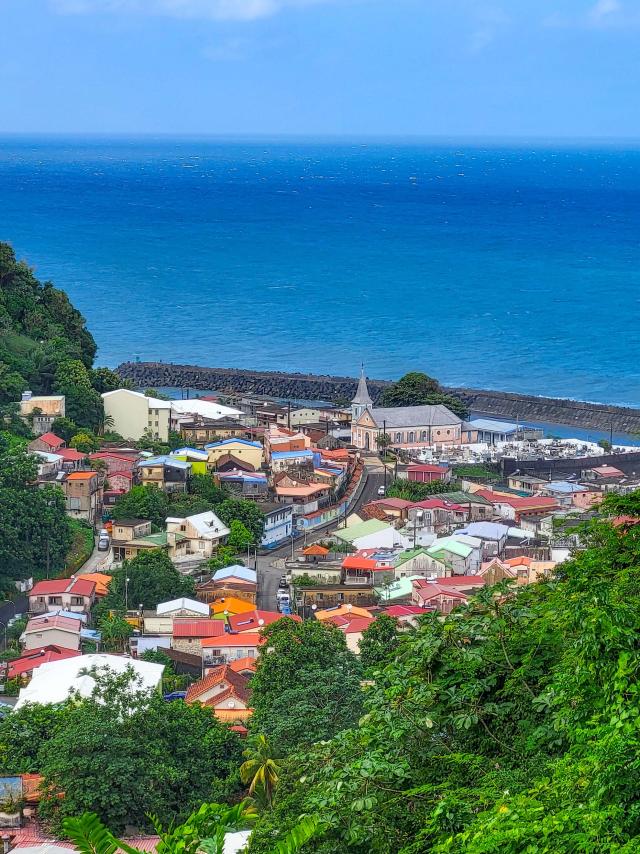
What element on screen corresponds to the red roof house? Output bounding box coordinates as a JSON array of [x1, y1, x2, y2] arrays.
[[29, 577, 96, 616], [185, 664, 253, 724]]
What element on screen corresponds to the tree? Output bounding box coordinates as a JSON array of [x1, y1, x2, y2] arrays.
[[111, 485, 171, 530], [189, 474, 230, 505], [240, 735, 284, 809], [90, 367, 129, 394], [0, 443, 71, 591], [51, 416, 80, 443], [54, 359, 104, 429], [70, 431, 100, 453], [598, 438, 613, 453], [100, 550, 194, 612], [359, 614, 402, 672], [227, 519, 254, 553], [217, 499, 265, 544], [380, 371, 468, 419], [36, 668, 243, 833], [207, 546, 239, 572], [374, 432, 392, 454], [250, 620, 363, 753], [0, 702, 69, 774], [99, 613, 133, 652]]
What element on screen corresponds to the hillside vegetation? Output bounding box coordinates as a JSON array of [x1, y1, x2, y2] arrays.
[[248, 491, 640, 853], [0, 241, 121, 429]]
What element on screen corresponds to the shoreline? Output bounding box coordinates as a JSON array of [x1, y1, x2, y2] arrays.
[[116, 361, 640, 436]]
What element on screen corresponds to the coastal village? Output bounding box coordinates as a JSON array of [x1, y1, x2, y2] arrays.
[[3, 364, 640, 850]]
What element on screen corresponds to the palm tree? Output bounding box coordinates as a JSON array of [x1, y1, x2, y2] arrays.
[[97, 413, 115, 437], [240, 734, 283, 809]]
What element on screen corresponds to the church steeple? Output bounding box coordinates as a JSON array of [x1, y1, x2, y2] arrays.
[[351, 364, 372, 423]]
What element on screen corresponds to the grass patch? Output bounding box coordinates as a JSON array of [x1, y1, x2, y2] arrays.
[[64, 520, 95, 575]]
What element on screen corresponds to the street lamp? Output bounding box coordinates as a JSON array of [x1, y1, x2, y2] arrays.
[[125, 576, 130, 611]]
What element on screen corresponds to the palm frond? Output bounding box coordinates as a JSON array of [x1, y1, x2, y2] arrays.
[[62, 813, 141, 854], [274, 815, 321, 854]]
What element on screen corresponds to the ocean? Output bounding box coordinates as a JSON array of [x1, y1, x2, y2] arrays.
[[1, 137, 639, 407]]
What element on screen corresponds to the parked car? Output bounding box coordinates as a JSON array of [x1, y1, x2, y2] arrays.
[[278, 575, 288, 589], [97, 536, 110, 551], [377, 485, 386, 496], [280, 604, 292, 615]]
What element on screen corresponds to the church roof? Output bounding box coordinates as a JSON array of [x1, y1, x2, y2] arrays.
[[363, 404, 462, 429], [352, 366, 373, 406]]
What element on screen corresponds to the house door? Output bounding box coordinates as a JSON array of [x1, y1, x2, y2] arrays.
[[364, 432, 370, 450]]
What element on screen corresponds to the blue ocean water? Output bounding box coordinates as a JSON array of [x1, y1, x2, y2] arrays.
[[0, 137, 639, 407]]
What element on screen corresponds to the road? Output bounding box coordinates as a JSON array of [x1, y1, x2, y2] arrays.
[[257, 454, 388, 610], [77, 537, 113, 575]]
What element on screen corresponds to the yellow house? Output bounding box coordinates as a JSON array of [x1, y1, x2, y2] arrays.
[[205, 439, 263, 471], [102, 388, 172, 442], [210, 597, 256, 619]]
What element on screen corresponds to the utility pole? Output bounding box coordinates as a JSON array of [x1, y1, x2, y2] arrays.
[[383, 419, 388, 491], [287, 401, 291, 431]]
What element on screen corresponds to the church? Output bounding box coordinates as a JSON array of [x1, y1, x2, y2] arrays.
[[350, 368, 464, 450]]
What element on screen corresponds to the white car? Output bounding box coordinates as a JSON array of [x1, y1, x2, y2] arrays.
[[377, 485, 386, 496]]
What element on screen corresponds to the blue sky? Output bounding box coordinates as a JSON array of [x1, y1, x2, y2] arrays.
[[0, 0, 638, 136]]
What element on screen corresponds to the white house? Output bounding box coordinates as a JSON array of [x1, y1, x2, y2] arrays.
[[165, 510, 230, 557], [260, 503, 294, 549], [15, 654, 164, 709]]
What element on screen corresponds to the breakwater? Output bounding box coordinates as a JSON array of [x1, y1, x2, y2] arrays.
[[116, 362, 640, 434]]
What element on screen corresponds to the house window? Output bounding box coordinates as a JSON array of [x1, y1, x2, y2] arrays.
[[408, 432, 415, 443], [395, 433, 402, 442]]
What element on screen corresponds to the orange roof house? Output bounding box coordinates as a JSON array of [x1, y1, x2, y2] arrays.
[[79, 572, 112, 597], [303, 543, 330, 557], [185, 664, 252, 725], [211, 597, 256, 618], [315, 604, 373, 622]]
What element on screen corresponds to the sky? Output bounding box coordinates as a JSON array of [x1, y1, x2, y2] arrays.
[[0, 0, 639, 137]]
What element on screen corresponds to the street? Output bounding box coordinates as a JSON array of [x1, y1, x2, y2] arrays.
[[77, 537, 113, 575], [257, 454, 388, 610]]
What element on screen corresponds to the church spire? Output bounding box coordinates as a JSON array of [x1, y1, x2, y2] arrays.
[[352, 363, 373, 407]]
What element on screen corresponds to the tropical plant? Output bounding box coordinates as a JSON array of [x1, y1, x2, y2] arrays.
[[240, 735, 284, 809], [62, 802, 319, 854], [380, 371, 468, 418]]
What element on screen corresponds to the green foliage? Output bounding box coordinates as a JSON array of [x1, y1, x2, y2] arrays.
[[250, 620, 363, 753], [227, 519, 254, 552], [452, 464, 500, 481], [31, 668, 243, 833], [91, 367, 129, 394], [387, 477, 450, 500], [380, 372, 468, 419], [54, 359, 104, 429], [248, 491, 640, 852], [0, 702, 69, 773], [217, 499, 265, 543], [70, 431, 100, 453], [598, 438, 613, 453], [359, 614, 402, 672], [51, 415, 80, 443], [100, 550, 194, 613], [189, 474, 230, 505], [207, 546, 239, 572], [65, 519, 95, 574], [0, 242, 97, 405], [240, 734, 284, 809], [99, 613, 133, 652], [112, 485, 171, 529], [375, 432, 392, 451], [0, 441, 71, 591]]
